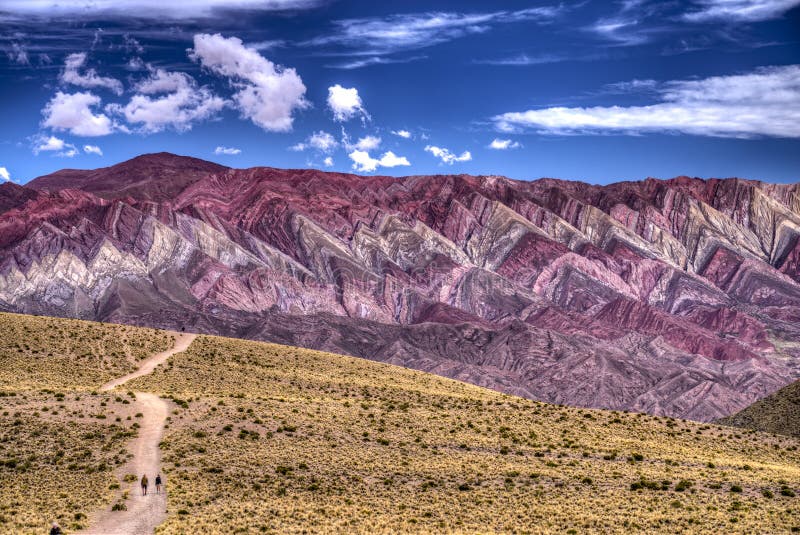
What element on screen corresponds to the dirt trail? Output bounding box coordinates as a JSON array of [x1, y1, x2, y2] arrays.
[[85, 333, 196, 535], [99, 333, 196, 392]]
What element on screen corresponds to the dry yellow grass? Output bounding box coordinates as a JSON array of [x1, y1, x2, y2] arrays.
[[0, 313, 174, 390], [1, 313, 799, 533], [129, 335, 800, 534], [0, 390, 141, 534], [0, 312, 174, 534]]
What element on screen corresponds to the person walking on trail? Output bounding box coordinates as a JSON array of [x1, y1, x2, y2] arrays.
[[49, 521, 62, 535], [155, 473, 163, 494], [141, 474, 149, 496]]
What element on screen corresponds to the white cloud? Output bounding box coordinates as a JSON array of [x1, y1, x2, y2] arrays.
[[42, 91, 115, 136], [310, 8, 559, 54], [327, 84, 369, 122], [488, 138, 521, 150], [109, 68, 225, 133], [291, 131, 338, 152], [493, 65, 800, 138], [348, 150, 410, 172], [323, 156, 334, 167], [425, 145, 472, 164], [215, 146, 242, 155], [33, 135, 65, 153], [60, 53, 124, 95], [685, 0, 800, 21], [33, 135, 78, 157], [392, 129, 412, 139], [190, 33, 308, 132], [1, 1, 324, 18], [350, 135, 381, 151], [0, 167, 10, 181], [83, 144, 103, 155]]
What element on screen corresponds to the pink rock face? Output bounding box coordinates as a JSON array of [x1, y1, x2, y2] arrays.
[[3, 153, 800, 421]]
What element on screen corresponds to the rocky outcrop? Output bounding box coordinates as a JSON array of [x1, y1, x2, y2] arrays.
[[2, 153, 799, 421]]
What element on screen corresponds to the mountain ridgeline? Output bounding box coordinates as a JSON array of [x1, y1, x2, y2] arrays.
[[2, 153, 800, 421]]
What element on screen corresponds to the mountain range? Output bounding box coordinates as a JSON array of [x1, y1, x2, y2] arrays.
[[2, 152, 799, 421]]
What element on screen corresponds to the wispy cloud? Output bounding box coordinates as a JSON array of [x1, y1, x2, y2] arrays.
[[0, 1, 325, 19], [601, 78, 660, 94], [586, 1, 679, 47], [326, 55, 426, 70], [214, 146, 241, 155], [6, 42, 29, 65], [307, 7, 559, 55], [473, 53, 567, 66], [493, 64, 800, 138], [589, 16, 657, 46], [0, 167, 10, 181], [684, 0, 800, 22]]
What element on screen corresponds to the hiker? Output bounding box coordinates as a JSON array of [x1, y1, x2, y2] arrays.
[[155, 473, 163, 494], [141, 474, 149, 496], [49, 521, 62, 535]]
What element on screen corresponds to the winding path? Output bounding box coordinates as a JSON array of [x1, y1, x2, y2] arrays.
[[85, 333, 196, 535]]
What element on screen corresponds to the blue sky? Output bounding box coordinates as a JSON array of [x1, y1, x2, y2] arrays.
[[0, 0, 799, 185]]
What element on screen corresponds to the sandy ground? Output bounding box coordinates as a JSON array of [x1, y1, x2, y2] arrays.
[[84, 333, 196, 535]]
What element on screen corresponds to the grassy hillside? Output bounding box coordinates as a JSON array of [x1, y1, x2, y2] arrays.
[[719, 380, 800, 438], [0, 313, 174, 390], [1, 312, 799, 534], [131, 334, 800, 534]]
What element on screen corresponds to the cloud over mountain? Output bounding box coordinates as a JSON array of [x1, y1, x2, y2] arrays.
[[42, 92, 115, 137], [109, 68, 225, 133], [190, 33, 308, 132]]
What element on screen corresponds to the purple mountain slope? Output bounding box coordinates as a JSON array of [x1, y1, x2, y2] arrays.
[[2, 153, 799, 421]]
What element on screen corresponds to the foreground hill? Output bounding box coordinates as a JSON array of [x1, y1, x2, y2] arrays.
[[1, 312, 799, 534], [2, 154, 800, 420], [719, 380, 800, 438]]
